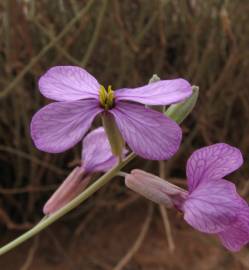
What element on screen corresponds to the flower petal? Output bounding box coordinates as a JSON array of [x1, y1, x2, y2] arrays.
[[39, 66, 100, 101], [183, 179, 243, 234], [115, 79, 192, 105], [82, 127, 119, 173], [110, 102, 182, 160], [31, 99, 102, 153], [218, 203, 249, 252], [186, 143, 243, 192]]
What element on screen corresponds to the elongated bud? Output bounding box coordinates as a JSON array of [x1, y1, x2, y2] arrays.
[[125, 169, 187, 209], [101, 112, 124, 161], [43, 167, 91, 215], [165, 85, 199, 124]]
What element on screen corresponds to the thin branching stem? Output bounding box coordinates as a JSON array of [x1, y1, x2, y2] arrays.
[[0, 152, 136, 256]]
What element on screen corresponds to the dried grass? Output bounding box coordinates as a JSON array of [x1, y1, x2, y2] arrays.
[[0, 1, 249, 267]]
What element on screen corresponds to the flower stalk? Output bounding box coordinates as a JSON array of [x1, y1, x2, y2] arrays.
[[101, 112, 125, 160], [0, 76, 198, 256], [0, 152, 136, 256]]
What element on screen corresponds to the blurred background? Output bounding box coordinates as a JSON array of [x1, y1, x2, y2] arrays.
[[0, 0, 249, 269]]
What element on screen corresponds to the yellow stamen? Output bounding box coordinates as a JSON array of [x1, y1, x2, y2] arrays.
[[107, 85, 111, 93], [99, 85, 115, 110]]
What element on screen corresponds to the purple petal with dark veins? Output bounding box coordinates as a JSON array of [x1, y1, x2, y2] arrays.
[[110, 101, 182, 160], [31, 99, 102, 153], [115, 78, 192, 105], [218, 202, 249, 251], [183, 179, 244, 234], [186, 143, 243, 192], [39, 66, 100, 101]]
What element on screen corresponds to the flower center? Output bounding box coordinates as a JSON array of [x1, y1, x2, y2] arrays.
[[99, 85, 115, 110]]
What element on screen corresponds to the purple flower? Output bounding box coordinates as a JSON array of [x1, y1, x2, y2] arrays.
[[125, 144, 249, 251], [43, 127, 123, 214], [31, 66, 192, 160]]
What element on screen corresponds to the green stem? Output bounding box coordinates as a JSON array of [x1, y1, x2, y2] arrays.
[[0, 152, 136, 256]]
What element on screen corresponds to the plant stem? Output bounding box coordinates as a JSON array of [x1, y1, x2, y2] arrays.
[[0, 152, 136, 256]]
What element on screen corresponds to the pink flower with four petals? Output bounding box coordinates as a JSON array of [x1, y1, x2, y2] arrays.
[[126, 144, 249, 251], [31, 66, 192, 160]]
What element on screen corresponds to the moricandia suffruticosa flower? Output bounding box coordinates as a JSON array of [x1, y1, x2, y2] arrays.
[[125, 143, 249, 251], [43, 127, 126, 214], [31, 66, 192, 160]]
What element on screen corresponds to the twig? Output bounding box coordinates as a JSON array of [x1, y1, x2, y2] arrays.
[[74, 208, 99, 236], [0, 145, 65, 175], [112, 203, 153, 270], [0, 152, 136, 256], [0, 208, 33, 230], [81, 0, 109, 66], [20, 236, 39, 270], [0, 184, 58, 194], [33, 19, 82, 66], [47, 229, 76, 269], [115, 194, 140, 211], [159, 205, 175, 252], [0, 0, 94, 99], [88, 255, 112, 270], [158, 160, 175, 253]]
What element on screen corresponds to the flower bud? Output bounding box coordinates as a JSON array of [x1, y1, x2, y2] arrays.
[[125, 169, 187, 209], [43, 167, 91, 215], [165, 85, 199, 124]]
